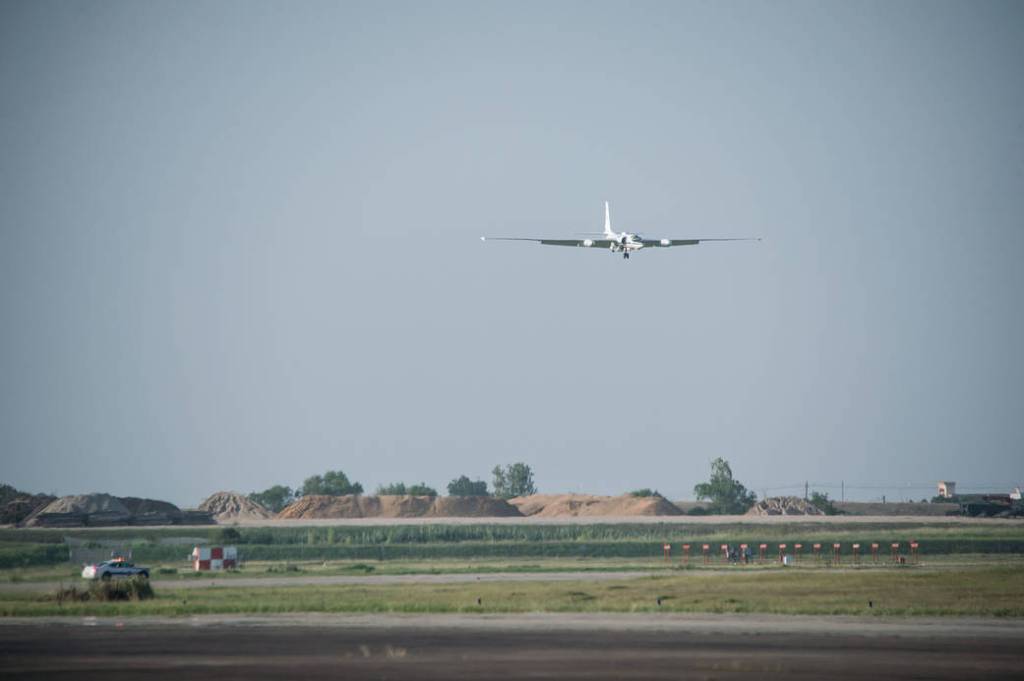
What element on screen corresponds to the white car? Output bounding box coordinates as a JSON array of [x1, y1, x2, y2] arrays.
[[81, 559, 149, 581]]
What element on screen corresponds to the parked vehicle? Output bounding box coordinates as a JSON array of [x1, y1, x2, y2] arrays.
[[81, 558, 149, 581]]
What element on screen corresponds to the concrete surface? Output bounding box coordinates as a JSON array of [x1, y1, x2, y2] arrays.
[[1, 613, 1021, 679]]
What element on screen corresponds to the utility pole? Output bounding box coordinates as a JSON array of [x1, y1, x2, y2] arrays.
[[841, 480, 845, 502], [804, 481, 809, 500]]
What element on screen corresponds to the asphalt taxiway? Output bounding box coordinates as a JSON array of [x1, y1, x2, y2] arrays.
[[2, 613, 1021, 679]]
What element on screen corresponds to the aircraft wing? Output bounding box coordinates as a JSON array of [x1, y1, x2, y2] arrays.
[[639, 237, 760, 248], [481, 237, 615, 248]]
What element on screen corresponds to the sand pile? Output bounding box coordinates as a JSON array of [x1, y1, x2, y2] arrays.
[[278, 495, 522, 519], [745, 496, 824, 516], [15, 491, 209, 527], [198, 491, 273, 522], [381, 495, 436, 516], [509, 494, 684, 517], [36, 493, 130, 516], [278, 495, 375, 519], [26, 493, 132, 526]]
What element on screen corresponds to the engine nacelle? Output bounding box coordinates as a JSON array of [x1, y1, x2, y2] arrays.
[[582, 239, 594, 247], [660, 238, 671, 246]]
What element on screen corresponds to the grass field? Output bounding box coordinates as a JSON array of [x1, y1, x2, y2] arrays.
[[3, 519, 1022, 619], [3, 520, 1023, 569], [5, 553, 1023, 585], [1, 565, 1021, 618]]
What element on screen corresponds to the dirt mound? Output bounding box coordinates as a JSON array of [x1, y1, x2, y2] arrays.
[[509, 494, 684, 517], [0, 494, 55, 525], [118, 497, 183, 524], [26, 493, 131, 527], [118, 497, 180, 516], [277, 495, 372, 519], [198, 492, 273, 522], [380, 495, 437, 517], [746, 496, 824, 516], [17, 492, 202, 527], [179, 509, 216, 525], [278, 495, 522, 519], [36, 493, 129, 516], [428, 496, 522, 517]]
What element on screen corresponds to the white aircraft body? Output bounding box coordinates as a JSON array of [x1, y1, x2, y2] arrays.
[[482, 202, 759, 259]]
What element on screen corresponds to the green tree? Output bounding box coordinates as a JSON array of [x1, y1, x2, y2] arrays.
[[491, 466, 506, 497], [248, 485, 294, 513], [810, 491, 840, 516], [299, 470, 363, 497], [376, 482, 407, 495], [0, 483, 26, 506], [407, 483, 438, 496], [376, 482, 438, 496], [492, 463, 537, 498], [629, 488, 661, 498], [447, 475, 489, 496], [692, 458, 756, 514]]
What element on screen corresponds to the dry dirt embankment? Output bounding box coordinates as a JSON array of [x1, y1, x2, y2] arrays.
[[24, 493, 132, 527], [22, 493, 215, 527], [199, 492, 274, 522], [277, 495, 522, 519], [509, 494, 684, 517]]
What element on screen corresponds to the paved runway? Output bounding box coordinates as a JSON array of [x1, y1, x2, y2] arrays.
[[2, 613, 1022, 679]]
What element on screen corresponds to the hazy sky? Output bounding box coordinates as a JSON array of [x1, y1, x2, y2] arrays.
[[1, 1, 1022, 506]]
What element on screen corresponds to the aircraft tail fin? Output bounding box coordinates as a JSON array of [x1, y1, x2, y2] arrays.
[[603, 201, 613, 237]]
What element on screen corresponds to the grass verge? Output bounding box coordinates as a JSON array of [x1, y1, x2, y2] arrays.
[[1, 565, 1021, 618]]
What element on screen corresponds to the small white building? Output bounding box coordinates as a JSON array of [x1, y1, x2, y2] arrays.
[[937, 481, 957, 498]]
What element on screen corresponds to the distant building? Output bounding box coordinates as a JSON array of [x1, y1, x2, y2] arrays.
[[1011, 487, 1022, 501], [937, 481, 957, 498]]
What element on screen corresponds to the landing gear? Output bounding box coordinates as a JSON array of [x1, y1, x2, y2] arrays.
[[623, 252, 630, 260]]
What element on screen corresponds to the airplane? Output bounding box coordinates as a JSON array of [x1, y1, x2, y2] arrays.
[[481, 202, 759, 259]]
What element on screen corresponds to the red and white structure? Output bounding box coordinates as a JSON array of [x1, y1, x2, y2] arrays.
[[191, 546, 238, 571]]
